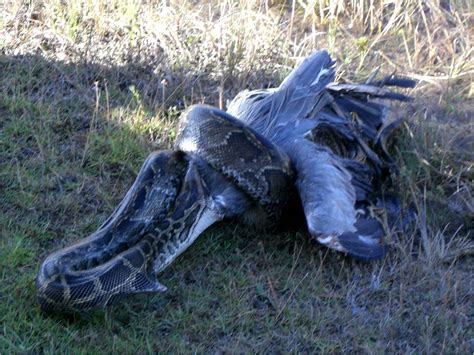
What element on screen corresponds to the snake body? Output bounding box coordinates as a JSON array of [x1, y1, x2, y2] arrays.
[[36, 50, 415, 313], [36, 106, 293, 312]]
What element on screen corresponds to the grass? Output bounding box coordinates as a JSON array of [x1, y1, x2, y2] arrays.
[[1, 0, 473, 353]]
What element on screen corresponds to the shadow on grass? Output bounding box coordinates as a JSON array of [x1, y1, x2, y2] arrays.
[[0, 54, 472, 353]]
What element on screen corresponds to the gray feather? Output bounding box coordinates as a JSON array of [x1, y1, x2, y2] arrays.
[[227, 49, 414, 260], [285, 139, 357, 236], [227, 50, 335, 141]]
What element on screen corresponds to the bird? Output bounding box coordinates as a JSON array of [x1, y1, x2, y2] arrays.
[[36, 50, 415, 313]]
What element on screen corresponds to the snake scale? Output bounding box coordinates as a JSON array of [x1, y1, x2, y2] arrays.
[[36, 106, 293, 312], [36, 50, 415, 313]]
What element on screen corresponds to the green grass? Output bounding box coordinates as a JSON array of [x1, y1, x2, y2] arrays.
[[1, 0, 473, 353]]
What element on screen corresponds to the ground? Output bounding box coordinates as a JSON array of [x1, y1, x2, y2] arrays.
[[0, 1, 473, 353]]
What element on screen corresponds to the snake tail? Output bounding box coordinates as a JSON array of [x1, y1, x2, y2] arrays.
[[36, 151, 222, 312]]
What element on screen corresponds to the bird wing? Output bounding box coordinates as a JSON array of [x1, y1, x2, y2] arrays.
[[228, 49, 415, 260]]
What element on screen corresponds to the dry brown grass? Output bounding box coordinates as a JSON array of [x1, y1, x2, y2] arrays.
[[1, 0, 472, 353]]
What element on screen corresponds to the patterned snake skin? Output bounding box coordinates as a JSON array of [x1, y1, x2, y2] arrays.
[[36, 106, 294, 312]]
